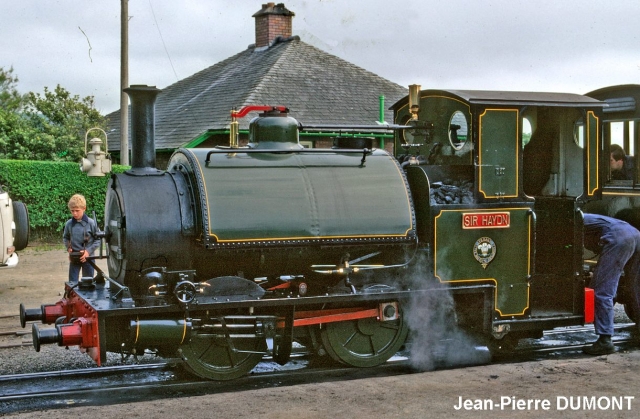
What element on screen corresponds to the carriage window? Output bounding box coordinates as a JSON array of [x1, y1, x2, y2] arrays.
[[522, 117, 532, 148], [610, 121, 635, 156], [608, 121, 635, 181], [574, 122, 584, 148], [448, 111, 468, 150]]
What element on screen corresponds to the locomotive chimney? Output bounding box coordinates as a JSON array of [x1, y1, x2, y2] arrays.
[[253, 3, 295, 48], [124, 85, 162, 174]]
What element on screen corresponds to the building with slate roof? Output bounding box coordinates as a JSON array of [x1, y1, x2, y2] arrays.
[[106, 3, 407, 168]]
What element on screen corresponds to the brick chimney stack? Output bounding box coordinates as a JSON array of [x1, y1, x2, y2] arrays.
[[253, 3, 295, 48]]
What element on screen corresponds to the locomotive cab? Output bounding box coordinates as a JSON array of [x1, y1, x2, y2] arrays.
[[392, 88, 605, 345]]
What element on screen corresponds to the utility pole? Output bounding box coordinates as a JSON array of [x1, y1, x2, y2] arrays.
[[120, 0, 129, 165]]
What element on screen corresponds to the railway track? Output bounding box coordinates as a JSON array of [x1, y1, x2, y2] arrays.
[[0, 355, 413, 414], [1, 323, 637, 414], [0, 363, 175, 400], [493, 323, 637, 361]]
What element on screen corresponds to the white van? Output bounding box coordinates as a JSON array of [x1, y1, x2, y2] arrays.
[[0, 187, 29, 268]]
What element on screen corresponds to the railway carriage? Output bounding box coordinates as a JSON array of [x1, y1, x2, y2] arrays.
[[584, 84, 640, 220], [583, 84, 640, 320], [19, 84, 618, 380]]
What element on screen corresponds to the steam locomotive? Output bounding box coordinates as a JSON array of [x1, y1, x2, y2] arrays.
[[20, 84, 623, 380]]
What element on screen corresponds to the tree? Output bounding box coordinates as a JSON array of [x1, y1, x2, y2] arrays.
[[0, 67, 106, 162], [0, 67, 26, 159], [0, 66, 23, 111]]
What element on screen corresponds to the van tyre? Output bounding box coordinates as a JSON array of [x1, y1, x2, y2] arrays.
[[12, 201, 29, 251]]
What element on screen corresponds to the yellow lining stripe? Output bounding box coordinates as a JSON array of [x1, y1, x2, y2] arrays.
[[586, 111, 600, 196]]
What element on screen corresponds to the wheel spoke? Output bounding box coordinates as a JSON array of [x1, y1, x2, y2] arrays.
[[321, 307, 408, 368], [342, 330, 358, 349], [181, 333, 266, 380], [367, 334, 378, 355]]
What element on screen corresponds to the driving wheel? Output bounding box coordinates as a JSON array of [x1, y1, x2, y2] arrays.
[[320, 312, 408, 368], [180, 332, 266, 380]]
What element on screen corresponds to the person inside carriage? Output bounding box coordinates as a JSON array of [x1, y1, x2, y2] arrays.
[[610, 144, 634, 181]]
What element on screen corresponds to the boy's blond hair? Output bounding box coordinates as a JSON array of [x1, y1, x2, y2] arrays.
[[68, 194, 87, 210]]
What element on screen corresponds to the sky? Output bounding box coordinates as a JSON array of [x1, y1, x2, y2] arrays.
[[2, 0, 639, 115]]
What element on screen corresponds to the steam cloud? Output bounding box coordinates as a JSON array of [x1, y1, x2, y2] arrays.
[[400, 251, 492, 371]]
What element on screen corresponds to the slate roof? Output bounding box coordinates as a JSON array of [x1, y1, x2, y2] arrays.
[[106, 36, 407, 151]]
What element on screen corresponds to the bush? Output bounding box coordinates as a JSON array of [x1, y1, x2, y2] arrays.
[[0, 159, 127, 236]]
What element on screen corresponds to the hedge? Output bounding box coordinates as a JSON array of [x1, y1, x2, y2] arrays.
[[0, 159, 128, 236]]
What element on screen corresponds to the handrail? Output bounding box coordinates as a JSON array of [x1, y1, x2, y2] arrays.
[[204, 147, 373, 163], [527, 208, 537, 281]]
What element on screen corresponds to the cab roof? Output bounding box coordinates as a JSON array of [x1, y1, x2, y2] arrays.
[[391, 88, 606, 110]]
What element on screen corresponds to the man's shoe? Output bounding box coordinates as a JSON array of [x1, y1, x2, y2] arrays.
[[583, 336, 615, 355]]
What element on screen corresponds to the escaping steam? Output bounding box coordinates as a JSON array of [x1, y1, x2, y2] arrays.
[[400, 251, 492, 370]]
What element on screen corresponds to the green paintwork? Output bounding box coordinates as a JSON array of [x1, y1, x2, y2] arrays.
[[131, 319, 190, 347], [250, 114, 300, 147], [183, 149, 414, 243], [181, 332, 266, 380], [394, 95, 473, 166], [320, 314, 409, 367], [390, 88, 607, 327], [478, 109, 519, 198], [434, 207, 531, 316]]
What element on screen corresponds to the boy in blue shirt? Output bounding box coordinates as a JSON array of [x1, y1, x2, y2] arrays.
[[62, 194, 99, 283]]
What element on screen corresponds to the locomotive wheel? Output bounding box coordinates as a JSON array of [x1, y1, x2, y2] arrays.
[[179, 334, 266, 380], [320, 313, 408, 368]]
